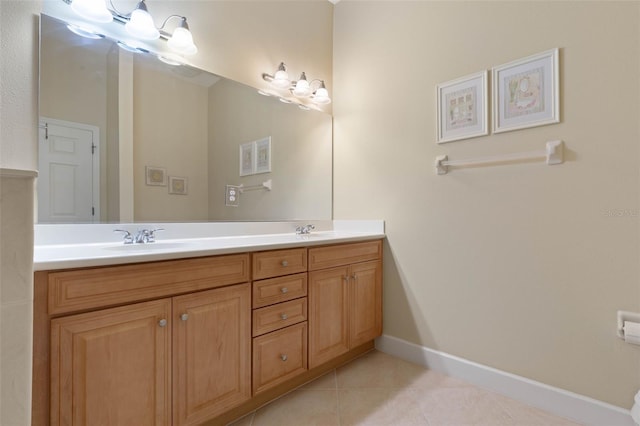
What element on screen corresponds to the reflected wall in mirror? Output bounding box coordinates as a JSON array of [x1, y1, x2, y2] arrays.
[[38, 14, 332, 223]]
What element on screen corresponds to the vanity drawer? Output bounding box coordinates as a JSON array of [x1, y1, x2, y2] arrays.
[[308, 240, 382, 271], [252, 248, 307, 280], [252, 322, 308, 394], [47, 254, 250, 315], [252, 273, 307, 308], [253, 297, 307, 337]]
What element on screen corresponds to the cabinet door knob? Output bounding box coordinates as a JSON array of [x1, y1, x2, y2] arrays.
[[281, 260, 289, 267], [180, 313, 189, 321], [351, 274, 357, 281], [158, 319, 168, 327], [280, 354, 288, 362], [280, 287, 288, 294], [280, 313, 288, 320], [343, 276, 348, 284]]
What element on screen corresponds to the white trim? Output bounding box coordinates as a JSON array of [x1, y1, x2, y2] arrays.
[[375, 334, 635, 426]]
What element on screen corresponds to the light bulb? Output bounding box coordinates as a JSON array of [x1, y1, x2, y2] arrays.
[[71, 0, 113, 23], [312, 83, 331, 104], [292, 72, 312, 97], [125, 1, 159, 40], [168, 27, 197, 55], [271, 62, 290, 89]]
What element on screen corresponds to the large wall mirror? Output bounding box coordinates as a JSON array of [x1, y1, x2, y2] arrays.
[[38, 14, 332, 223]]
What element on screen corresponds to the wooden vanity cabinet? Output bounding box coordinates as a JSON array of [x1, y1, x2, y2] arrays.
[[39, 254, 252, 426], [308, 241, 383, 368], [35, 240, 383, 426]]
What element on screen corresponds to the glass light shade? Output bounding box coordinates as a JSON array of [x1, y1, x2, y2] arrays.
[[71, 0, 113, 23], [126, 8, 160, 40], [167, 27, 198, 55], [312, 87, 331, 104], [272, 69, 291, 89], [292, 78, 311, 97]]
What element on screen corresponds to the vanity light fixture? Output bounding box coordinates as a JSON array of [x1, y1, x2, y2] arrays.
[[262, 62, 331, 105], [66, 0, 198, 55]]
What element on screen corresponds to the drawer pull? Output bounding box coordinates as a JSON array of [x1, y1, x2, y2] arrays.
[[280, 287, 288, 294], [158, 319, 168, 327], [281, 260, 289, 267], [280, 354, 288, 362], [180, 313, 189, 321], [280, 313, 288, 320]]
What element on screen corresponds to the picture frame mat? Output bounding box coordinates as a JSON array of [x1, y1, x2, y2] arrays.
[[437, 70, 488, 144]]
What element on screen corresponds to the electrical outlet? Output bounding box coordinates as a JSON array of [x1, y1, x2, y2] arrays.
[[225, 185, 241, 207]]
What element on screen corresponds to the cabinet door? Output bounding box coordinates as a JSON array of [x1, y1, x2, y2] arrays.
[[349, 260, 383, 348], [50, 299, 171, 426], [173, 284, 251, 426], [308, 266, 350, 368]]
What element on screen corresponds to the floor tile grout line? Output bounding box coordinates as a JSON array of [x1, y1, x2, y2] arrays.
[[334, 369, 342, 426]]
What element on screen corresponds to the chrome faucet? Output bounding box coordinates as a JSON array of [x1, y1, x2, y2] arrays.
[[114, 229, 134, 244], [295, 224, 315, 235], [114, 228, 164, 244]]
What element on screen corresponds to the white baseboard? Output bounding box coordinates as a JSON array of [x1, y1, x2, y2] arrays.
[[375, 334, 635, 426]]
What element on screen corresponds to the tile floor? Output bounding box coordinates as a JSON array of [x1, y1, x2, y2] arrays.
[[228, 350, 581, 426]]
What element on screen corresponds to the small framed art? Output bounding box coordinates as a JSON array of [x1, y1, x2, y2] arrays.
[[145, 166, 167, 186], [255, 137, 272, 174], [239, 142, 254, 176], [492, 48, 559, 133], [437, 70, 488, 144], [168, 176, 188, 195]]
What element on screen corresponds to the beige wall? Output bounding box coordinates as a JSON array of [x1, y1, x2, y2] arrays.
[[133, 60, 209, 222], [0, 1, 40, 424], [333, 1, 640, 409], [0, 0, 40, 170]]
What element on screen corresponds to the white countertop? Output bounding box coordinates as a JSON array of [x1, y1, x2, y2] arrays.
[[34, 220, 384, 271]]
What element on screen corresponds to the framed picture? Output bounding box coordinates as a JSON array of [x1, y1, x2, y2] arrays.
[[437, 70, 488, 144], [145, 166, 167, 186], [255, 137, 271, 174], [168, 176, 188, 195], [492, 48, 559, 133], [239, 142, 254, 176]]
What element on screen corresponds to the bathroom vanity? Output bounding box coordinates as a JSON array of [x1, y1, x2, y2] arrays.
[[32, 222, 383, 425]]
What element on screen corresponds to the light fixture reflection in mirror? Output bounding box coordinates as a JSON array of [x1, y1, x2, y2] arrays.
[[65, 0, 198, 56], [262, 62, 332, 105], [38, 14, 332, 224]]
